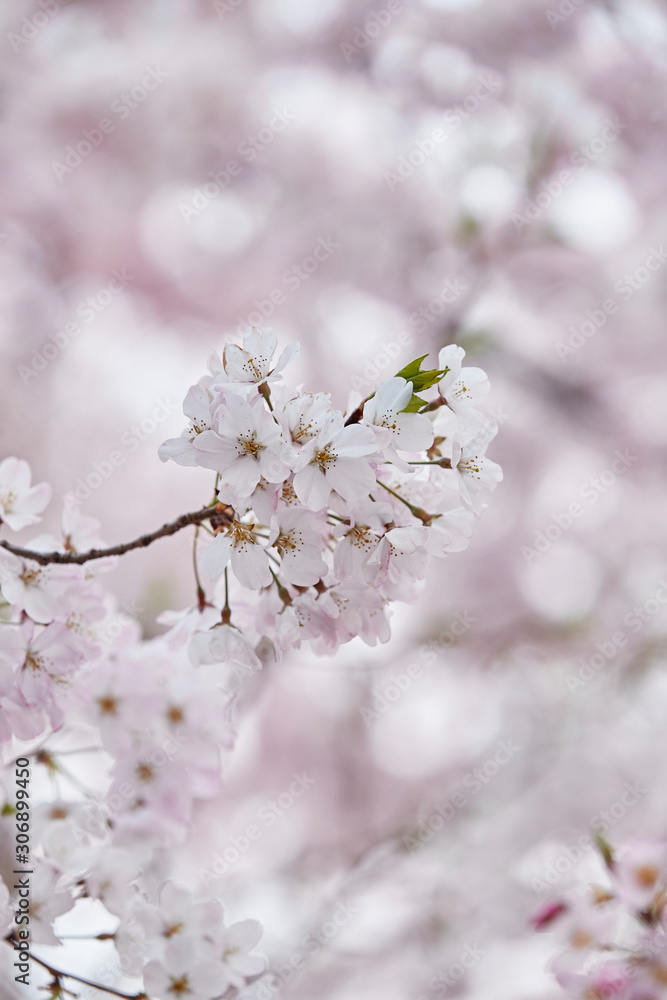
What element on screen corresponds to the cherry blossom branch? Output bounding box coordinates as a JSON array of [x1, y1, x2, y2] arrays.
[[0, 504, 232, 566], [5, 939, 147, 999]]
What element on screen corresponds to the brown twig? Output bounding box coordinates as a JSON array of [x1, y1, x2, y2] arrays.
[[0, 504, 232, 566], [6, 938, 147, 999]]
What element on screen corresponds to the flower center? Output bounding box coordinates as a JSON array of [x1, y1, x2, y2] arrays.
[[136, 762, 155, 783], [97, 695, 118, 715], [570, 928, 593, 948], [315, 446, 336, 472], [20, 566, 41, 587], [460, 457, 481, 476], [164, 922, 185, 938], [24, 651, 44, 672], [635, 863, 659, 888], [0, 489, 16, 513], [276, 530, 300, 554], [229, 522, 256, 550], [240, 433, 262, 458], [349, 525, 374, 550], [168, 975, 191, 996], [281, 482, 298, 505]]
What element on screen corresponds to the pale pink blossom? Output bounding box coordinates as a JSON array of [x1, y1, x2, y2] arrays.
[[0, 457, 51, 532], [213, 328, 299, 386], [200, 523, 272, 590], [194, 392, 294, 499], [293, 419, 378, 510]]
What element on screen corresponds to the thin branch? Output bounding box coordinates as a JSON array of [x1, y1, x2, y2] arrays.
[[0, 505, 231, 566], [6, 940, 147, 999]]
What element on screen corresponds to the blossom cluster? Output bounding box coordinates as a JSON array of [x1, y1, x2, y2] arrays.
[[0, 465, 264, 997], [159, 327, 502, 666], [535, 837, 667, 999], [0, 330, 500, 998]]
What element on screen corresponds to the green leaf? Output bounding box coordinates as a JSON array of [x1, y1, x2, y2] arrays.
[[395, 355, 448, 393], [395, 355, 429, 380], [593, 830, 615, 870], [401, 393, 427, 413], [411, 368, 448, 392]]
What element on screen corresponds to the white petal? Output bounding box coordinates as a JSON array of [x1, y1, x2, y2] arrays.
[[231, 543, 272, 590], [394, 413, 434, 452], [158, 435, 198, 467], [327, 457, 375, 502], [200, 535, 233, 581], [293, 464, 332, 510], [273, 341, 300, 375], [335, 424, 378, 458]]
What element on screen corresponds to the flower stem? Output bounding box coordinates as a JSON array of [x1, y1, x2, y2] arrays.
[[192, 526, 207, 612], [408, 458, 452, 468], [376, 481, 440, 526]]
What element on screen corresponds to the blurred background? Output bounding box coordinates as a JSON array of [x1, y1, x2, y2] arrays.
[[2, 0, 667, 996]]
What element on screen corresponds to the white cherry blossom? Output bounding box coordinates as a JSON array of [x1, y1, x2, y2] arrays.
[[362, 376, 434, 463], [332, 499, 393, 582], [143, 937, 229, 1000], [194, 392, 294, 499], [211, 917, 266, 987], [212, 327, 299, 385], [450, 436, 503, 515], [293, 418, 378, 509], [438, 345, 490, 426], [200, 522, 272, 590], [269, 508, 328, 585], [0, 550, 81, 624], [159, 383, 221, 467], [188, 623, 262, 672], [0, 457, 51, 532]]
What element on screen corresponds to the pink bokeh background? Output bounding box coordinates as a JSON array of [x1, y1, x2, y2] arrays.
[[2, 0, 667, 997]]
